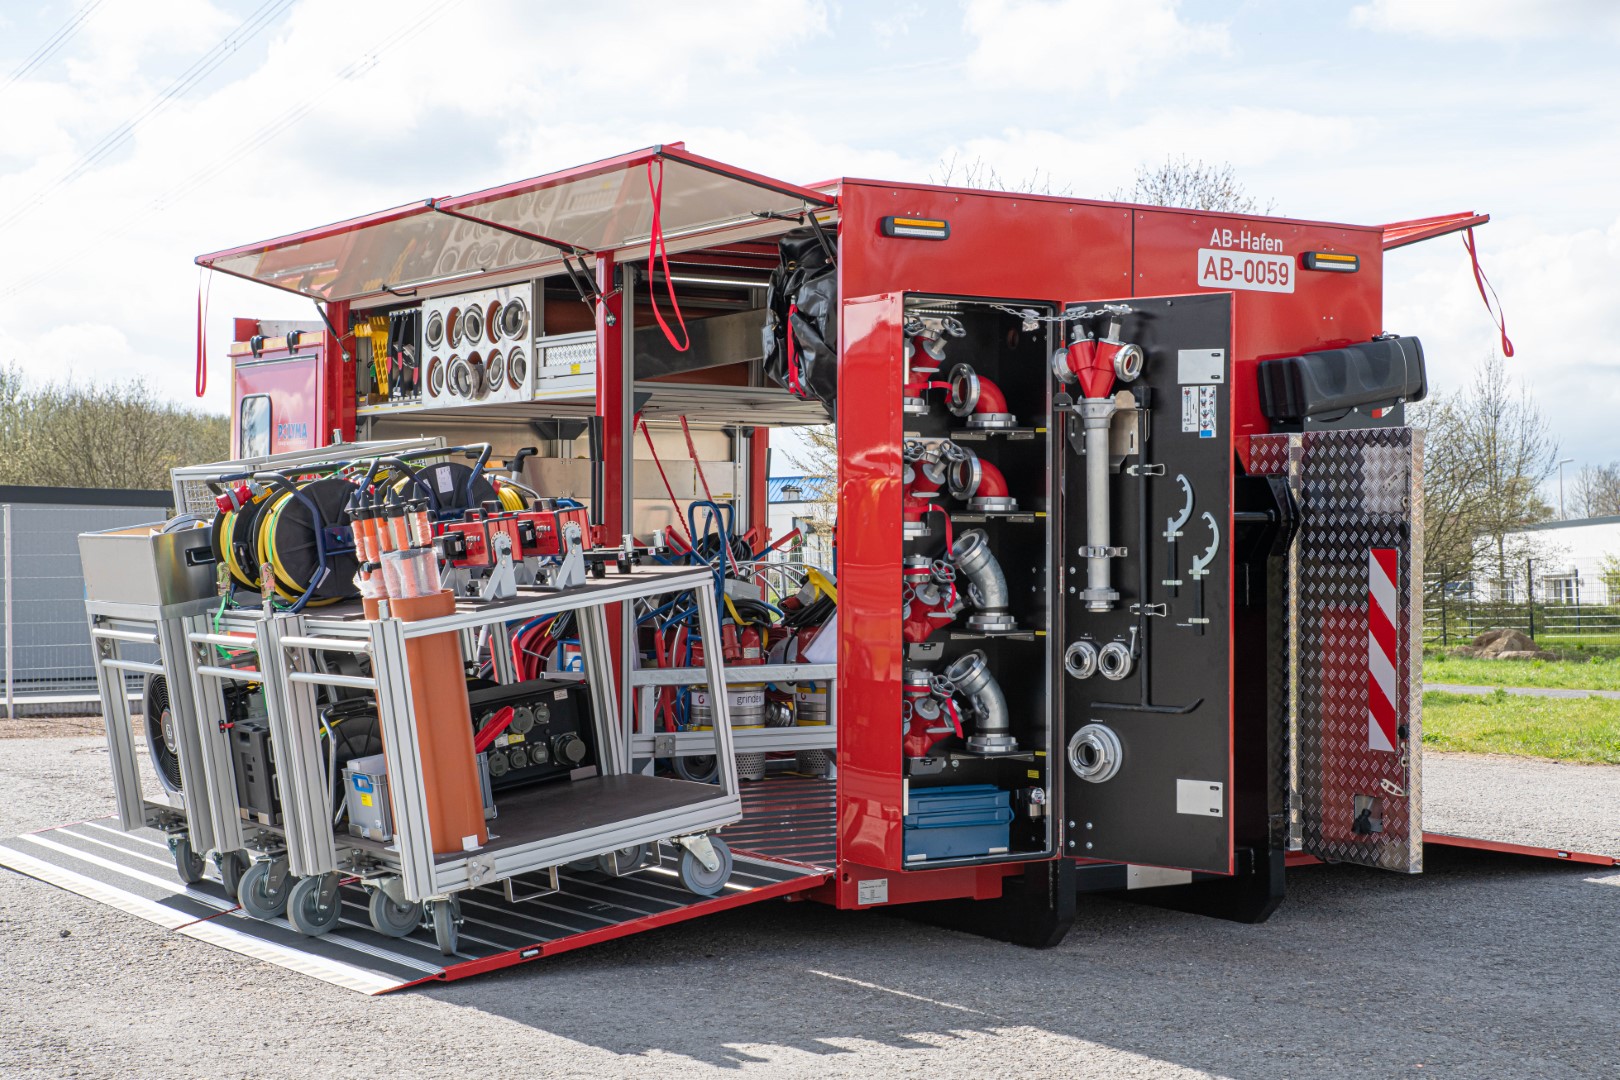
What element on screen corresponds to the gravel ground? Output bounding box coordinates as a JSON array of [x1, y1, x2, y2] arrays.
[[2, 734, 1618, 1079]]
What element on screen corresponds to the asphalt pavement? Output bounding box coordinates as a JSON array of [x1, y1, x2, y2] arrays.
[[1, 734, 1617, 1079]]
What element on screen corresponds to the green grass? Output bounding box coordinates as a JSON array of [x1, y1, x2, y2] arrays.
[[1538, 633, 1620, 660], [1422, 689, 1620, 763], [1423, 653, 1620, 691]]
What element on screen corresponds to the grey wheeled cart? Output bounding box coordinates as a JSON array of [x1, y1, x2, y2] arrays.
[[76, 521, 233, 888], [191, 564, 742, 953]]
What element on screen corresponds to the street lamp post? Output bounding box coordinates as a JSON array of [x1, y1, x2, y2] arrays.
[[1557, 458, 1575, 519]]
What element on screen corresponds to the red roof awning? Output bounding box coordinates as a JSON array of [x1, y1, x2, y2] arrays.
[[197, 144, 836, 303]]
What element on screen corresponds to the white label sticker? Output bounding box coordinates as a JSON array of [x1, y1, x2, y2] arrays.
[[1181, 387, 1198, 433], [1177, 348, 1226, 384], [435, 464, 455, 493], [1176, 779, 1225, 817], [857, 878, 889, 905], [1197, 248, 1295, 293]]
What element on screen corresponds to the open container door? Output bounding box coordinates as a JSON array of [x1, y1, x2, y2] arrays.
[[1059, 293, 1237, 877], [196, 144, 836, 305]]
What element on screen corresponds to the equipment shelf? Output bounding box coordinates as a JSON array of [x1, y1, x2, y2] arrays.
[[194, 565, 743, 909]]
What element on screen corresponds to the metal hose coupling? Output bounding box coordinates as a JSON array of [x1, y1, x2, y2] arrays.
[[946, 650, 1018, 755], [951, 528, 1017, 633]]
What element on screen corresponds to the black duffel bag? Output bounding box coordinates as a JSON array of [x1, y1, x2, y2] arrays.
[[762, 225, 837, 418]]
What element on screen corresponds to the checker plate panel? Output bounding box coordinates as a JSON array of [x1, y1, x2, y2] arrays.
[[1251, 428, 1423, 872]]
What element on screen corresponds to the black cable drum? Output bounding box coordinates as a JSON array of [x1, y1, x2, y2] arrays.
[[400, 460, 495, 516], [267, 477, 360, 601], [228, 496, 272, 587]]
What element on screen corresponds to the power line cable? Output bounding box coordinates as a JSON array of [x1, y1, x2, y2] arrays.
[[0, 0, 106, 97], [0, 0, 464, 304], [0, 0, 295, 234]]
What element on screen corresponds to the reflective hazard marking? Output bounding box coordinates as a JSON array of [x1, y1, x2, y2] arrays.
[[1368, 549, 1399, 753]]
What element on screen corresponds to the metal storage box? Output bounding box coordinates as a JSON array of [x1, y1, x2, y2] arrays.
[[77, 521, 218, 608]]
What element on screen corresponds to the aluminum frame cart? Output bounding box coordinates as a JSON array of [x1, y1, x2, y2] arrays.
[[187, 564, 742, 954], [79, 524, 223, 884]]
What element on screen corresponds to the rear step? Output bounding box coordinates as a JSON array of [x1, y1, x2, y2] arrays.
[[0, 817, 830, 994]]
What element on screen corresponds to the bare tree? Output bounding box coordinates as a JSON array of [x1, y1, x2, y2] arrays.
[[785, 425, 838, 533], [0, 363, 228, 489], [1417, 352, 1557, 595], [1111, 155, 1277, 215], [1571, 462, 1620, 519], [931, 153, 1073, 196]]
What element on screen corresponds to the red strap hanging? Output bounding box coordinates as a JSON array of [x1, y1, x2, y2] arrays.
[[640, 419, 695, 548], [1462, 227, 1514, 358], [785, 302, 802, 395], [195, 269, 213, 397], [645, 159, 691, 352], [679, 414, 741, 575]]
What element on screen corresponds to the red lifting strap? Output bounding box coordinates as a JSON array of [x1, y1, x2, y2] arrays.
[[645, 159, 691, 353], [195, 269, 212, 397], [1462, 227, 1514, 358]]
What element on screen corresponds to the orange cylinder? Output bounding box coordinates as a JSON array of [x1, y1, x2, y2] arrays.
[[388, 589, 487, 854]]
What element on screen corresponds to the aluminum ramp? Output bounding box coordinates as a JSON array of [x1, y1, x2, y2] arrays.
[[0, 806, 832, 994]]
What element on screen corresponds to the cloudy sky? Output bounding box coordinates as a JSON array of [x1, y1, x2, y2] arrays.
[[1, 0, 1617, 478]]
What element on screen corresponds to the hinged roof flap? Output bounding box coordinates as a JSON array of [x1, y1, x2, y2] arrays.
[[196, 144, 836, 303], [1382, 211, 1489, 250]]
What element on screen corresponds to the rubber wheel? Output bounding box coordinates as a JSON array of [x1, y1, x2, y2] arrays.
[[368, 889, 423, 938], [596, 844, 649, 877], [287, 874, 343, 937], [673, 755, 719, 784], [237, 860, 292, 920], [217, 851, 249, 897], [170, 836, 205, 884], [677, 837, 733, 897], [430, 897, 461, 955]]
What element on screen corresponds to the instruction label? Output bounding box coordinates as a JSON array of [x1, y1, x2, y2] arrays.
[[1182, 386, 1218, 439], [435, 464, 455, 493]]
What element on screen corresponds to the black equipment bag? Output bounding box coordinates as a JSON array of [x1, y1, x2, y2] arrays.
[[762, 226, 837, 418]]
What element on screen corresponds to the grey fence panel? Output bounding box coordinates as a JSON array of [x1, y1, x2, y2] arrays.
[[2, 492, 172, 716]]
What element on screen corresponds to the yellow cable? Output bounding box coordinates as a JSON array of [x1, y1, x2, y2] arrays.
[[723, 593, 751, 625], [806, 566, 837, 603]]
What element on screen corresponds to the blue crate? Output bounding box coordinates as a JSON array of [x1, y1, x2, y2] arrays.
[[903, 784, 1013, 861]]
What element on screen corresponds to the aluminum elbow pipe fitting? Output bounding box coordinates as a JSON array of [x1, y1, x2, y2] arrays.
[[952, 528, 1017, 633], [946, 649, 1018, 755]]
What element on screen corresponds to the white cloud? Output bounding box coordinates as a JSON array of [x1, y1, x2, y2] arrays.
[[963, 0, 1227, 95], [1384, 216, 1620, 469], [1351, 0, 1620, 40]]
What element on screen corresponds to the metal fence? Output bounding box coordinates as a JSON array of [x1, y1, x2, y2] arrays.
[[1, 486, 172, 717], [1424, 558, 1620, 646]]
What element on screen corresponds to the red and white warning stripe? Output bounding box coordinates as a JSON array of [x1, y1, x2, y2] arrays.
[[1368, 548, 1399, 753]]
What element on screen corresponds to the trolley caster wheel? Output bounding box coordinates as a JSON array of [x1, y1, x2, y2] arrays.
[[596, 844, 649, 877], [673, 755, 719, 784], [287, 873, 343, 937], [430, 897, 462, 956], [367, 889, 423, 938], [168, 836, 206, 885], [678, 836, 733, 897], [237, 859, 292, 921], [564, 857, 598, 872], [216, 851, 249, 898]]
